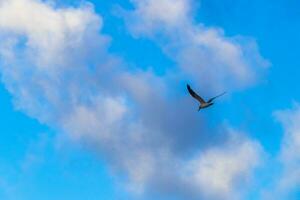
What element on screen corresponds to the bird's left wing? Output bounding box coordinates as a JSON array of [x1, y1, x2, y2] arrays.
[[187, 84, 206, 104], [207, 92, 226, 103]]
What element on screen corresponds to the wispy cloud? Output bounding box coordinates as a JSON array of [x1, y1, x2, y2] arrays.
[[122, 0, 269, 92], [264, 104, 300, 199], [0, 0, 267, 199]]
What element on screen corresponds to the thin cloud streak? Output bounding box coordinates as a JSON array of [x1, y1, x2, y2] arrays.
[[263, 105, 300, 199]]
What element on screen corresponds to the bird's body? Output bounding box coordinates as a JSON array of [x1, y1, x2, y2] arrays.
[[198, 102, 214, 110], [187, 84, 225, 111]]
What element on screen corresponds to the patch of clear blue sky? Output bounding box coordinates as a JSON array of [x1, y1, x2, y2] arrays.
[[1, 0, 300, 199]]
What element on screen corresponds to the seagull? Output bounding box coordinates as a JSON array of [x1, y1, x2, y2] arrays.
[[187, 84, 226, 111]]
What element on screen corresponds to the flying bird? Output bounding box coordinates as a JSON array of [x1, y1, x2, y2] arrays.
[[187, 84, 226, 111]]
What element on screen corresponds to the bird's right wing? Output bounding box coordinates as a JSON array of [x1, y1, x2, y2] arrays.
[[187, 84, 206, 104], [207, 92, 226, 103]]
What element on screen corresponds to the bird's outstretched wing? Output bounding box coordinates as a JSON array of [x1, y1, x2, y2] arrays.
[[187, 84, 206, 104], [207, 92, 226, 103]]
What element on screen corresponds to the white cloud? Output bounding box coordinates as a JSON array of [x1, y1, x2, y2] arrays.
[[260, 104, 300, 200], [275, 105, 300, 164], [123, 0, 269, 92], [271, 105, 300, 197], [62, 96, 128, 142], [128, 0, 191, 32], [0, 0, 104, 69], [0, 0, 112, 123], [184, 131, 263, 200]]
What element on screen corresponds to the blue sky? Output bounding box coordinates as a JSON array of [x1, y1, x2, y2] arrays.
[[1, 0, 300, 199]]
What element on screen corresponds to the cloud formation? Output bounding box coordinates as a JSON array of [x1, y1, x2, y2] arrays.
[[266, 105, 300, 199], [184, 131, 263, 199], [124, 0, 269, 92], [0, 0, 266, 199]]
